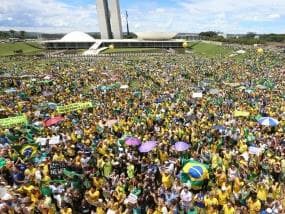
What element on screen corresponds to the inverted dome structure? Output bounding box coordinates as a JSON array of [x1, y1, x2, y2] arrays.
[[60, 31, 96, 42], [136, 32, 177, 40]]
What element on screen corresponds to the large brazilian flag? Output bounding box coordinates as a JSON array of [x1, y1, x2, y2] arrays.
[[20, 144, 38, 159], [181, 160, 209, 190]]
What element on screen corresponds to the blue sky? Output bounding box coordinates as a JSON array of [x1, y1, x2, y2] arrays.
[[0, 0, 284, 33]]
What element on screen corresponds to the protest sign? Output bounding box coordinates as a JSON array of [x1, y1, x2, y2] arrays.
[[192, 92, 203, 98], [49, 136, 60, 145], [234, 110, 250, 117], [49, 162, 66, 179], [0, 115, 28, 128], [35, 138, 48, 146], [126, 193, 138, 204], [249, 146, 263, 155], [56, 102, 93, 114]]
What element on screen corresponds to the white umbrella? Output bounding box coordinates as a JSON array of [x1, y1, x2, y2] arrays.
[[258, 117, 279, 126]]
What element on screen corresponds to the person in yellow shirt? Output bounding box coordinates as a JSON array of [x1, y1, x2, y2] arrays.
[[271, 182, 281, 200], [74, 153, 82, 167], [217, 187, 229, 207], [238, 140, 248, 153], [60, 207, 72, 214], [85, 187, 100, 205], [41, 163, 49, 175], [159, 149, 168, 163], [223, 202, 235, 214], [257, 182, 268, 202], [161, 171, 172, 189], [204, 192, 219, 214], [233, 177, 244, 193], [214, 168, 227, 187], [94, 199, 105, 214], [247, 194, 261, 214], [92, 176, 104, 188], [52, 150, 65, 162]]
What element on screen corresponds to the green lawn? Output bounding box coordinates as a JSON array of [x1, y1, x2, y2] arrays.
[[188, 42, 233, 58], [103, 42, 233, 58], [103, 48, 160, 54], [0, 42, 42, 56]]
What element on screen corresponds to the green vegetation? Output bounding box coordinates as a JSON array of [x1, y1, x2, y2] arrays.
[[0, 42, 42, 56], [189, 42, 233, 58], [102, 43, 233, 58], [103, 48, 160, 54], [199, 31, 285, 45]]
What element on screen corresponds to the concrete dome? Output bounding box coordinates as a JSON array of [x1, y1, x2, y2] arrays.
[[136, 32, 177, 40], [60, 31, 95, 42]]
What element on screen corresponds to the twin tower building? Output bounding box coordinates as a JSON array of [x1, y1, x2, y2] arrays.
[[96, 0, 123, 39]]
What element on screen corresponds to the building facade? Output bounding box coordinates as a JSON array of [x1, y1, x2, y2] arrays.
[[96, 0, 123, 39]]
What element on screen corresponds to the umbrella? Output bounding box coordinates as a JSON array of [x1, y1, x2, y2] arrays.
[[172, 141, 190, 151], [209, 88, 219, 95], [43, 116, 64, 127], [213, 125, 226, 132], [258, 117, 279, 127], [125, 137, 141, 146], [138, 141, 157, 153], [47, 102, 57, 109], [42, 91, 54, 97]]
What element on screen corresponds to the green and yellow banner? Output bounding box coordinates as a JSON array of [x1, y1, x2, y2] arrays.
[[0, 115, 28, 128], [56, 102, 93, 114]]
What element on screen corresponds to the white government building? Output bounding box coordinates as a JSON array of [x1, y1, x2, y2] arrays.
[[43, 0, 185, 54]]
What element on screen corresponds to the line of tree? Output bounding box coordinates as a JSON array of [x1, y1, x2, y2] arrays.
[[199, 31, 285, 45], [0, 30, 31, 39]]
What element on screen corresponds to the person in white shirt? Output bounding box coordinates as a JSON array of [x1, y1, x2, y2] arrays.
[[180, 186, 193, 212]]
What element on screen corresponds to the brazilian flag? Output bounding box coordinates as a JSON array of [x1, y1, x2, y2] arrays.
[[181, 160, 209, 190], [20, 144, 38, 159]]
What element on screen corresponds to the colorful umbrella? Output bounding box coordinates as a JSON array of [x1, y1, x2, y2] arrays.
[[258, 117, 279, 126], [43, 116, 64, 127], [138, 141, 157, 153], [172, 141, 190, 151], [125, 137, 141, 146]]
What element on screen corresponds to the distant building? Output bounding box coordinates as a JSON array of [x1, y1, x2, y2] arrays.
[[8, 38, 21, 42], [218, 33, 227, 39], [43, 32, 185, 50], [43, 0, 185, 53], [176, 33, 200, 40], [43, 31, 96, 49]]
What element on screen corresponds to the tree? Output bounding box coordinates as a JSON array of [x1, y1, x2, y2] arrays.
[[245, 32, 256, 38], [199, 31, 218, 38], [9, 29, 16, 38], [20, 31, 26, 39]]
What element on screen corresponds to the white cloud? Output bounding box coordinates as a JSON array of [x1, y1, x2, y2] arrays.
[[125, 0, 285, 33], [0, 0, 98, 33], [267, 14, 280, 19], [0, 0, 284, 33]]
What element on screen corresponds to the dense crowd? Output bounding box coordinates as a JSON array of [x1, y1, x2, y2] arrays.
[[0, 51, 284, 214]]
